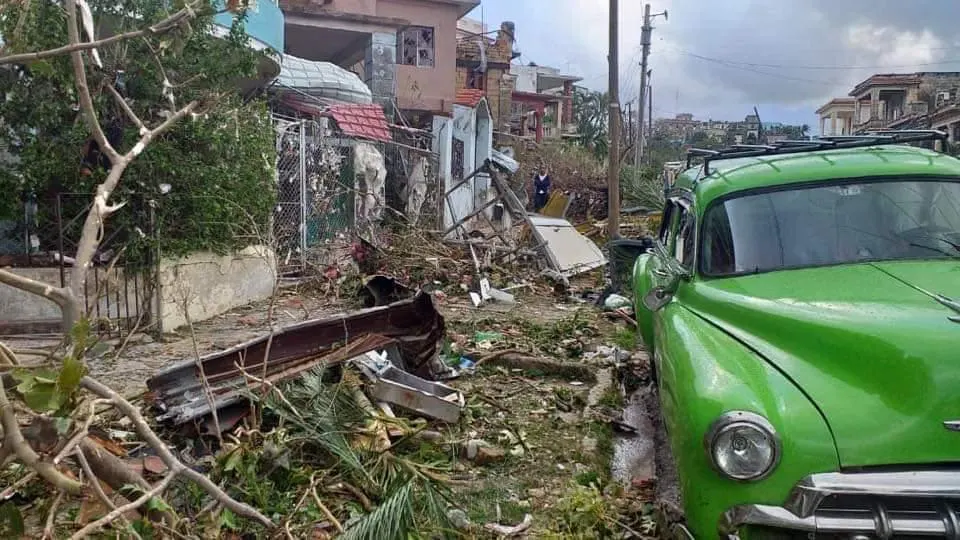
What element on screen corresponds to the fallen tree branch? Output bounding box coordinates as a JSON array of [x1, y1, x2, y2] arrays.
[[0, 269, 69, 308], [311, 485, 344, 533], [74, 447, 144, 540], [79, 376, 274, 527], [42, 490, 65, 540], [68, 472, 177, 540], [0, 347, 82, 493], [0, 471, 36, 500]]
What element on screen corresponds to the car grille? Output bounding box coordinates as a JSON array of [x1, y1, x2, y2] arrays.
[[810, 493, 960, 539]]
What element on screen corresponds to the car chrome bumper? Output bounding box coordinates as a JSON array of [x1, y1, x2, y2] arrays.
[[721, 470, 960, 539]]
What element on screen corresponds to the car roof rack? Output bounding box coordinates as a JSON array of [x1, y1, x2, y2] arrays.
[[686, 129, 948, 176]]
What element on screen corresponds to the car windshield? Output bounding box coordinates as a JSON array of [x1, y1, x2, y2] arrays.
[[700, 178, 960, 276]]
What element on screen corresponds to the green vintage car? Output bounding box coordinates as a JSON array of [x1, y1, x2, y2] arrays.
[[631, 131, 960, 539]]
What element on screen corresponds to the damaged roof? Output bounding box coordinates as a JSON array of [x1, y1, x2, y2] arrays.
[[455, 88, 486, 108]]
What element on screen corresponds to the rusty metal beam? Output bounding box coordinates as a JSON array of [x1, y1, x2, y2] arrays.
[[146, 292, 444, 425]]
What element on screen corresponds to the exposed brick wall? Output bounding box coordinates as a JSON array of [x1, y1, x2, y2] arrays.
[[456, 21, 516, 131]]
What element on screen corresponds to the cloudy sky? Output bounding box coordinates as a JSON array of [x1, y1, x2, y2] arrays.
[[466, 0, 960, 132]]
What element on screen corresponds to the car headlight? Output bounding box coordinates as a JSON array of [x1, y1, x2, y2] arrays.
[[705, 411, 780, 481]]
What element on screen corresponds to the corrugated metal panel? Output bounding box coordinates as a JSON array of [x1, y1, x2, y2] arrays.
[[277, 55, 372, 105]]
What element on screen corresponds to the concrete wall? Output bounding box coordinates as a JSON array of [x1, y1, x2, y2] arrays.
[[0, 267, 134, 323], [157, 246, 276, 331], [379, 0, 459, 113], [328, 0, 377, 15], [0, 246, 277, 333]]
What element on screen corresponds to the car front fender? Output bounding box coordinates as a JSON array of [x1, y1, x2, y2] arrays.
[[655, 301, 839, 539], [631, 252, 656, 348]]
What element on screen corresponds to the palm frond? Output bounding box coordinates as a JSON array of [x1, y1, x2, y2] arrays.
[[252, 368, 370, 480], [340, 481, 416, 540]]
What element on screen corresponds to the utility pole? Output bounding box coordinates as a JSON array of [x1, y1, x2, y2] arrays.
[[634, 5, 667, 167], [634, 4, 651, 168], [607, 0, 621, 239], [648, 78, 653, 134]]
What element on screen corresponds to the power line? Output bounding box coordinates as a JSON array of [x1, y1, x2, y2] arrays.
[[681, 52, 856, 86], [676, 48, 960, 71]]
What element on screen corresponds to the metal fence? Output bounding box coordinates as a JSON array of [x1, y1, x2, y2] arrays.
[[273, 115, 356, 275], [272, 113, 443, 275]]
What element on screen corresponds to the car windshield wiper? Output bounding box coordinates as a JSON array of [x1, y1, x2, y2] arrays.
[[908, 242, 960, 258]]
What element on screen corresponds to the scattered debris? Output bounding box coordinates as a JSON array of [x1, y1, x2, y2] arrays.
[[484, 513, 534, 537], [354, 349, 465, 423], [529, 215, 608, 277]]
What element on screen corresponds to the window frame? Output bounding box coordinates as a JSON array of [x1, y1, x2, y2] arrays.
[[398, 26, 436, 68], [657, 193, 696, 271]]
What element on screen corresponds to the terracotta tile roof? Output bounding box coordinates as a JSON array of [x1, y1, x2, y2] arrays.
[[324, 104, 392, 143], [455, 88, 486, 107]]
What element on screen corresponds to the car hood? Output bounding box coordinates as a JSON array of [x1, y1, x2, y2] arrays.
[[685, 261, 960, 468]]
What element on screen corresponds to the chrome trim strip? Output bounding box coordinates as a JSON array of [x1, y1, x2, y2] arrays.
[[786, 470, 960, 518], [669, 523, 695, 540], [723, 504, 955, 537]]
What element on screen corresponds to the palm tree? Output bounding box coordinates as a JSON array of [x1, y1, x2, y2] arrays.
[[801, 124, 811, 139], [572, 88, 609, 160]]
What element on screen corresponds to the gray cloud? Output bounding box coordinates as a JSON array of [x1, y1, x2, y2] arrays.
[[501, 0, 960, 121]]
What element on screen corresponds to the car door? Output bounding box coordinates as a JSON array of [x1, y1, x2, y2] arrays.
[[635, 199, 682, 348], [651, 200, 696, 374]]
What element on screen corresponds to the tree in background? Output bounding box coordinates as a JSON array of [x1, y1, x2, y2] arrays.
[[0, 0, 277, 535], [572, 87, 609, 160]]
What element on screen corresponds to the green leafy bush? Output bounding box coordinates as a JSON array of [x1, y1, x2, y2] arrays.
[[0, 0, 276, 262]]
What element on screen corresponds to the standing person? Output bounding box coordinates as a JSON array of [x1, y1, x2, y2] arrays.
[[532, 166, 552, 213]]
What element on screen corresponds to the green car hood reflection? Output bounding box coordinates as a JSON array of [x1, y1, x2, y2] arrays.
[[682, 260, 960, 467]]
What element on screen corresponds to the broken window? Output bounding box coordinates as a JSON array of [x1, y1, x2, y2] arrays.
[[452, 138, 465, 180], [399, 26, 435, 67], [466, 69, 484, 90]]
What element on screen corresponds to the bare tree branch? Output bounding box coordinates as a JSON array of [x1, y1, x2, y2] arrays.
[[79, 376, 274, 527], [65, 0, 118, 164], [106, 84, 146, 134], [41, 489, 65, 540], [74, 448, 144, 540], [0, 269, 70, 308], [66, 95, 197, 312], [0, 0, 207, 66]]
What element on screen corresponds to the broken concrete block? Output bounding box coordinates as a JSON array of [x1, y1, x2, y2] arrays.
[[475, 445, 506, 465]]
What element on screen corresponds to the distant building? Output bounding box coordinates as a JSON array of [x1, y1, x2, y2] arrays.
[[846, 72, 960, 133], [509, 63, 581, 142], [455, 19, 519, 132], [816, 98, 855, 136]]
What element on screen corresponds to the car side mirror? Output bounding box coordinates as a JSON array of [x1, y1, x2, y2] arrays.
[[643, 286, 673, 311], [643, 256, 686, 311]]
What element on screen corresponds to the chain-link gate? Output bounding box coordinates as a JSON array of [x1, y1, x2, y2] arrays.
[[274, 116, 306, 275], [273, 115, 356, 275]]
